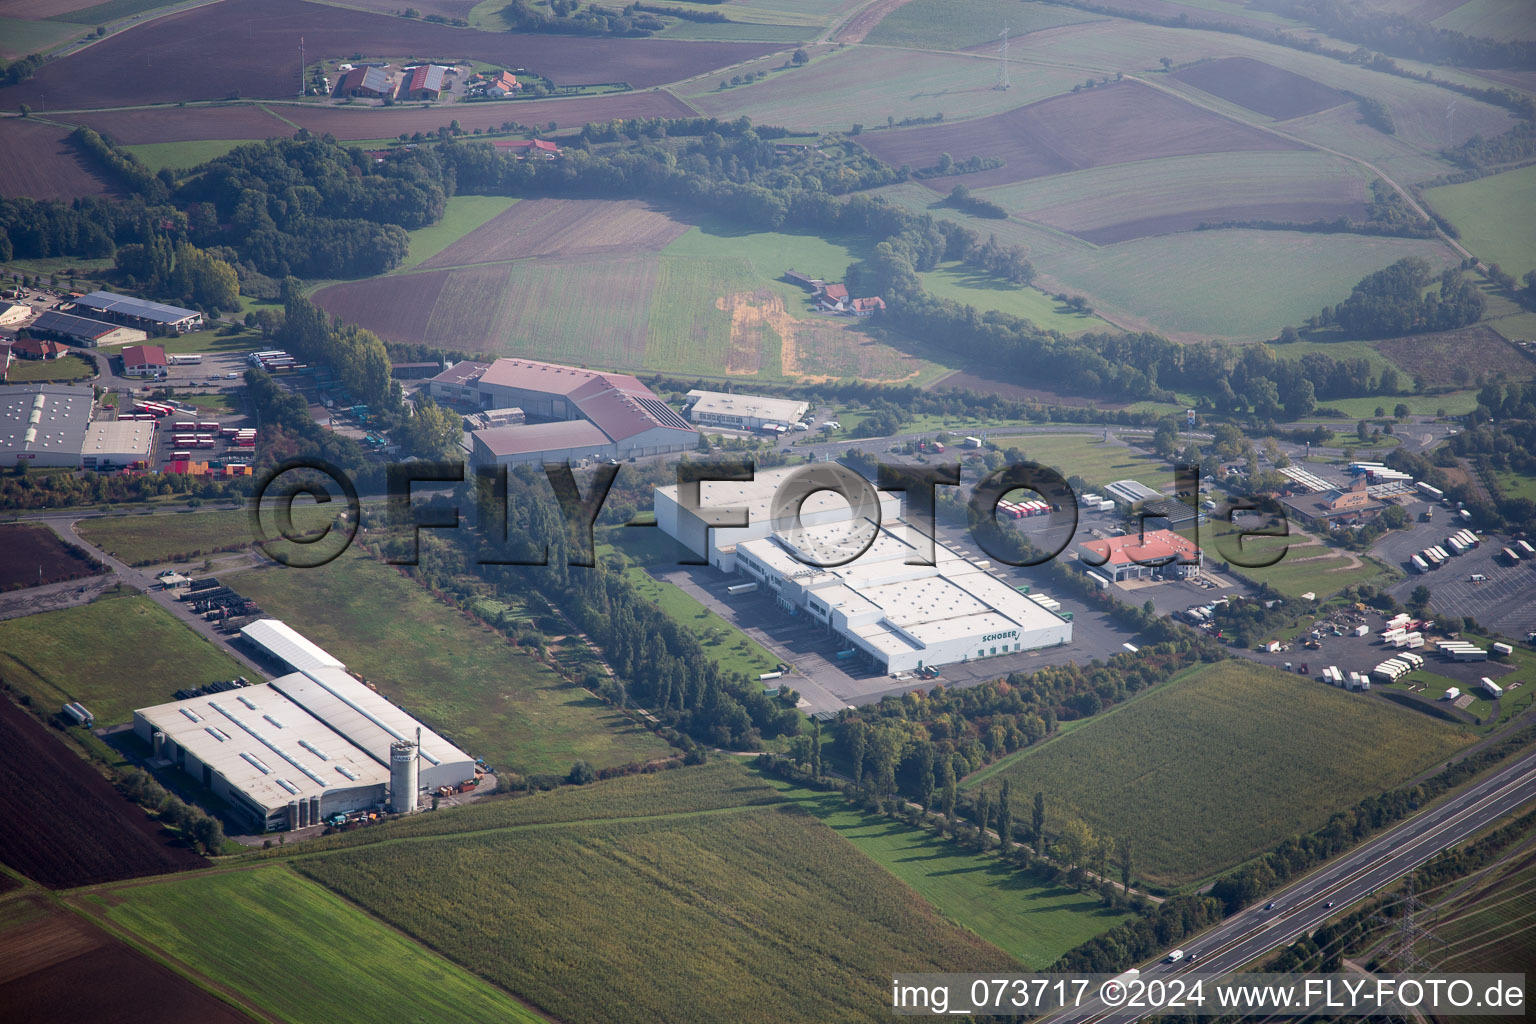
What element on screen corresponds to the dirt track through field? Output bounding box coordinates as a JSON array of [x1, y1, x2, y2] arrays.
[[859, 80, 1303, 191]]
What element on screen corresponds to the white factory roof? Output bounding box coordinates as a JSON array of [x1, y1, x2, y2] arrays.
[[83, 420, 154, 459], [270, 667, 471, 772], [1104, 479, 1164, 504], [739, 519, 1069, 657], [659, 464, 901, 534], [0, 383, 94, 456], [241, 619, 345, 674], [685, 389, 808, 423], [136, 684, 390, 814]]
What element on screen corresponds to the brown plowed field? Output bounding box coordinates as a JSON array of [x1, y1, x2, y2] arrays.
[[1374, 325, 1536, 386], [1172, 57, 1349, 120], [858, 81, 1303, 191], [0, 524, 104, 592], [0, 697, 207, 889], [311, 268, 451, 346], [0, 896, 251, 1024], [279, 89, 697, 139], [0, 118, 112, 200], [421, 199, 688, 268], [68, 104, 298, 144], [0, 0, 780, 109]]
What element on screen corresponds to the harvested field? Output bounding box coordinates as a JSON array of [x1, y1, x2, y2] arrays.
[[0, 697, 206, 888], [1172, 56, 1348, 120], [0, 524, 104, 591], [858, 81, 1303, 191], [0, 0, 780, 109], [0, 117, 112, 200], [68, 104, 296, 144], [279, 89, 697, 140], [982, 150, 1368, 244], [316, 255, 660, 366], [420, 199, 688, 269], [863, 0, 1101, 49], [311, 266, 450, 344], [1374, 325, 1536, 386], [835, 0, 913, 43], [678, 45, 1086, 131], [0, 896, 251, 1024]]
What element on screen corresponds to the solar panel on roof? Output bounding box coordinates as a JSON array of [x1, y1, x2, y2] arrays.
[[636, 396, 693, 431], [76, 290, 198, 324]]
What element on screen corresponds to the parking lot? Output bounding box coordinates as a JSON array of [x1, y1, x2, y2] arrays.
[[1388, 541, 1536, 639]]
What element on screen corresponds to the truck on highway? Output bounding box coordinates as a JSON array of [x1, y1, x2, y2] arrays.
[[1165, 949, 1185, 963]]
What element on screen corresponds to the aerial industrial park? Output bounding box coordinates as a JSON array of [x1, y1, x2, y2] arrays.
[[1, 0, 1535, 1021]]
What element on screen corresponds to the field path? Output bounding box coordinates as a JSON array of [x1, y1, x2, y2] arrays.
[[1123, 73, 1473, 266]]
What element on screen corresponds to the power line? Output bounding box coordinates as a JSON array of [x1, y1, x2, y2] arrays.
[[994, 28, 1010, 91]]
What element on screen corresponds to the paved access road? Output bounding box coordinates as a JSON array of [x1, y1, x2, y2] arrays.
[[1047, 748, 1536, 1024]]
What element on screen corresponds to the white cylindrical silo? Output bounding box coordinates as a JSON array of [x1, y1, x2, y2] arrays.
[[389, 740, 419, 813]]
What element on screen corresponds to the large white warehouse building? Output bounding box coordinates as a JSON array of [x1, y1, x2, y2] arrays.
[[655, 466, 1072, 674], [133, 620, 474, 831]]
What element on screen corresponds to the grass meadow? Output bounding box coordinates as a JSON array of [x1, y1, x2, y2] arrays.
[[1425, 166, 1536, 277], [1426, 844, 1536, 975], [966, 661, 1473, 887], [1043, 229, 1459, 341], [767, 777, 1133, 968], [676, 46, 1086, 130], [88, 865, 547, 1024], [397, 194, 520, 270], [296, 788, 1018, 1023], [228, 549, 672, 775], [863, 0, 1102, 50], [122, 139, 255, 173], [0, 17, 86, 59], [5, 353, 95, 382], [0, 594, 248, 725], [76, 501, 359, 566], [918, 264, 1113, 334], [983, 433, 1176, 491]]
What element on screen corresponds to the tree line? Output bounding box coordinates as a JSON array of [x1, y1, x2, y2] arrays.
[[1312, 256, 1485, 338]]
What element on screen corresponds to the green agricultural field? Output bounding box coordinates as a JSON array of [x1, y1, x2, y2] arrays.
[[0, 595, 248, 725], [397, 194, 520, 270], [645, 221, 952, 384], [297, 776, 1017, 1023], [298, 761, 784, 853], [76, 501, 354, 566], [1425, 166, 1536, 278], [652, 0, 831, 39], [863, 0, 1101, 50], [229, 550, 671, 775], [966, 661, 1474, 887], [768, 778, 1132, 968], [1043, 229, 1459, 341], [978, 151, 1371, 239], [87, 866, 548, 1024], [0, 18, 88, 59], [982, 434, 1176, 492], [1432, 0, 1536, 40], [675, 46, 1085, 130], [1320, 392, 1481, 418], [919, 264, 1112, 333], [1425, 844, 1536, 975], [122, 139, 255, 173], [5, 354, 95, 382]]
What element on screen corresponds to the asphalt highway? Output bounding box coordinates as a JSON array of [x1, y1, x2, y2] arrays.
[[1048, 748, 1536, 1024]]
